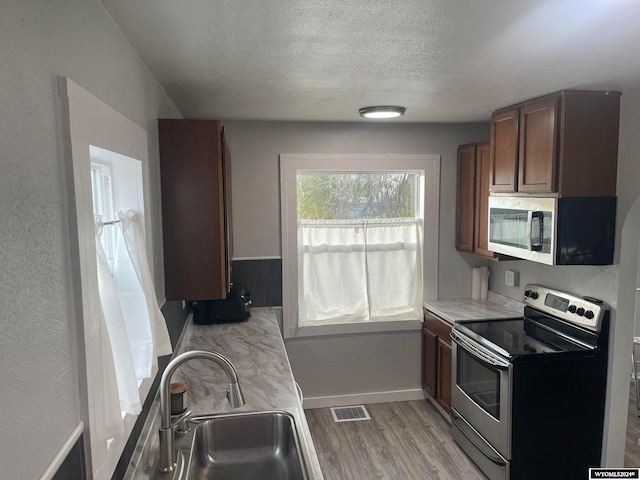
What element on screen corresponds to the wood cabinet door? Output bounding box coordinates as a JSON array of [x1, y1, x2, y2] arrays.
[[424, 310, 453, 413], [455, 145, 476, 252], [489, 108, 519, 192], [422, 326, 438, 397], [436, 338, 452, 413], [518, 97, 559, 193], [159, 119, 227, 301], [221, 127, 233, 292], [473, 143, 495, 258]]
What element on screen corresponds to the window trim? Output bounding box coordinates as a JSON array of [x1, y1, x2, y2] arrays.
[[280, 153, 440, 339], [59, 77, 155, 480]]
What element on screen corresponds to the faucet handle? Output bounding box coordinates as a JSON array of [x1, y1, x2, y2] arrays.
[[171, 410, 192, 435], [227, 382, 245, 408]]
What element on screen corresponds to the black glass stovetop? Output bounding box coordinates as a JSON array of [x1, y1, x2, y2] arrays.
[[456, 317, 594, 359]]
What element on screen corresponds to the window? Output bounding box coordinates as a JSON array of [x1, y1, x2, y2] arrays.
[[281, 154, 440, 338], [91, 161, 116, 268]]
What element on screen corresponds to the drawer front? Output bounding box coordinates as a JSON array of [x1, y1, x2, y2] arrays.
[[423, 310, 452, 346]]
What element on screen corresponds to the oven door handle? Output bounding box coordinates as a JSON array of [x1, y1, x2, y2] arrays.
[[450, 331, 510, 369], [450, 410, 507, 467]]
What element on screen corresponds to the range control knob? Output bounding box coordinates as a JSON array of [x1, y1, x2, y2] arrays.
[[568, 305, 577, 314], [524, 290, 532, 298], [530, 291, 539, 300], [576, 307, 585, 317], [585, 310, 595, 320]]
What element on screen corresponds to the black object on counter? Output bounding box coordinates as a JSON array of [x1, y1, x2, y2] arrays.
[[194, 286, 251, 324], [170, 383, 187, 415]]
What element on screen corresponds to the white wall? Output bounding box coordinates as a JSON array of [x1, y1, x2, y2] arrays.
[[0, 1, 180, 478], [223, 120, 489, 398]]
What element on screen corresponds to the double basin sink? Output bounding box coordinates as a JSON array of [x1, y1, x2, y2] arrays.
[[154, 409, 312, 480]]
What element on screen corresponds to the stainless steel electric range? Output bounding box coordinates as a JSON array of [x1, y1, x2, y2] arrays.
[[450, 284, 610, 480]]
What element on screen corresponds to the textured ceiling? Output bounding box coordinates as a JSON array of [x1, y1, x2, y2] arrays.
[[101, 0, 640, 122]]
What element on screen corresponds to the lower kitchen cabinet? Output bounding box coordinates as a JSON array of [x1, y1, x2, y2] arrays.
[[421, 326, 437, 397], [436, 338, 452, 411], [422, 309, 453, 413]]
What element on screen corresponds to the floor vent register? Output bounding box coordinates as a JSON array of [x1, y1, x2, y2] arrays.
[[330, 405, 371, 423]]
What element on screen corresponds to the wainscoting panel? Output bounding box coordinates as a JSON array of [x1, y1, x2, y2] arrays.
[[231, 259, 282, 307]]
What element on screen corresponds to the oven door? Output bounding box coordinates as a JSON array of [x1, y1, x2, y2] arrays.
[[451, 330, 512, 459]]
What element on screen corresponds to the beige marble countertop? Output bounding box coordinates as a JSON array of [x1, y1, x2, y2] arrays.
[[124, 307, 323, 479], [423, 291, 525, 325]]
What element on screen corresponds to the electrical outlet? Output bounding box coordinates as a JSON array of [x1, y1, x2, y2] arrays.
[[505, 270, 519, 287]]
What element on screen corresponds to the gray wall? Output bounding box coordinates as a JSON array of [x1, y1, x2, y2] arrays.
[[223, 121, 490, 397], [0, 1, 180, 478], [225, 120, 491, 290]]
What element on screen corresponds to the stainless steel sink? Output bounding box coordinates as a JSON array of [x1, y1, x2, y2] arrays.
[[159, 410, 312, 480]]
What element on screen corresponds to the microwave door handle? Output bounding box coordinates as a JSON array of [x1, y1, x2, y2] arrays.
[[526, 210, 533, 251], [530, 212, 543, 252]]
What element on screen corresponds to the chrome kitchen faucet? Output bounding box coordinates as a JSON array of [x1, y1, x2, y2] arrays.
[[157, 350, 245, 472]]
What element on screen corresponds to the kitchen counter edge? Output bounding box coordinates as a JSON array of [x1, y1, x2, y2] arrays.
[[423, 291, 524, 325]]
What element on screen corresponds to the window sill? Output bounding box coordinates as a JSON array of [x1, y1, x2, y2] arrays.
[[284, 318, 422, 339]]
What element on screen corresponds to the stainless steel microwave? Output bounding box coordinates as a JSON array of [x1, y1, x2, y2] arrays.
[[487, 196, 616, 265]]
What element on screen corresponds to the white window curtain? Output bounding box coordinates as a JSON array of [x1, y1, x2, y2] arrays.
[[94, 218, 141, 422], [297, 218, 423, 326], [94, 210, 172, 431], [113, 210, 172, 379]]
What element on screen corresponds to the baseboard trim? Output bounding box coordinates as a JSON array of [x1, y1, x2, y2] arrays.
[[233, 256, 282, 261], [40, 421, 84, 480], [303, 389, 425, 409], [424, 395, 452, 423]]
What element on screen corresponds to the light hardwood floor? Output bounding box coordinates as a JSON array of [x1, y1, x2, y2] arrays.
[[305, 400, 486, 480], [626, 380, 640, 467]]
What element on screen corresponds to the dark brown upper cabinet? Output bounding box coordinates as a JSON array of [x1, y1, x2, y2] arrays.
[[518, 97, 559, 193], [489, 90, 621, 197], [473, 143, 494, 258], [489, 109, 519, 193], [456, 142, 496, 259], [455, 144, 476, 253], [158, 119, 232, 301]]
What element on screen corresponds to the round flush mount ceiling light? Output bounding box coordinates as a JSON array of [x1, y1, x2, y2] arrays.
[[359, 106, 406, 119]]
